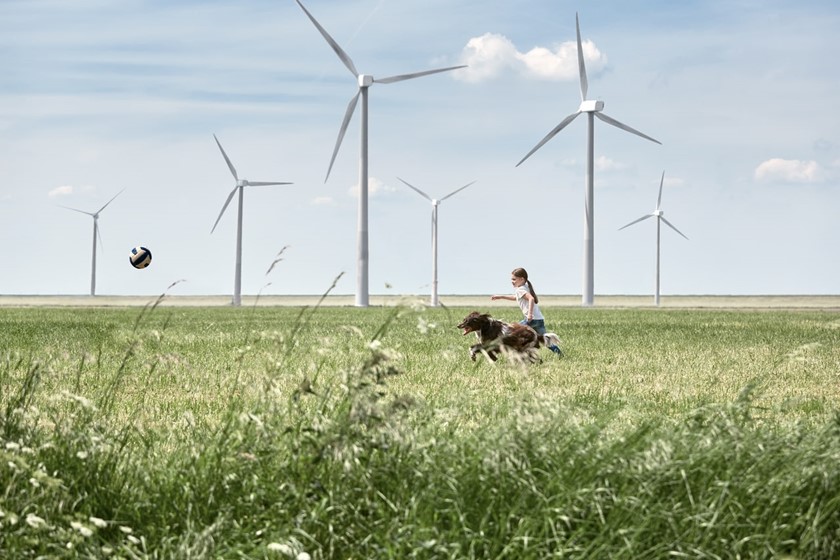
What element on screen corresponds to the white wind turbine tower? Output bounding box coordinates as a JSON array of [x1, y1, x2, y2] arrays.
[[619, 171, 688, 306], [211, 134, 292, 307], [516, 13, 661, 307], [398, 177, 476, 307], [60, 189, 124, 296], [295, 0, 466, 307]]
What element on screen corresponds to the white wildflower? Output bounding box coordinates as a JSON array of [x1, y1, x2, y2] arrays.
[[62, 392, 94, 410], [5, 441, 20, 451], [127, 535, 140, 545], [119, 526, 133, 534], [368, 339, 382, 351], [267, 542, 295, 556], [416, 317, 437, 334], [89, 516, 108, 528], [71, 521, 94, 537], [240, 412, 263, 427], [76, 451, 88, 460], [25, 513, 46, 528], [296, 553, 311, 560], [29, 478, 40, 488]]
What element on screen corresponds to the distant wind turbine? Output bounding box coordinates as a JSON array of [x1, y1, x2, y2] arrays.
[[619, 171, 688, 306], [60, 189, 124, 296], [295, 0, 466, 307], [516, 12, 661, 307], [398, 177, 476, 307], [211, 134, 292, 307]]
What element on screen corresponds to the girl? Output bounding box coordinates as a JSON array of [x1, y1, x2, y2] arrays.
[[491, 267, 563, 355]]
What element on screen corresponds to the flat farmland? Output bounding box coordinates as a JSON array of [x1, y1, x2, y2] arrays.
[[1, 299, 838, 558]]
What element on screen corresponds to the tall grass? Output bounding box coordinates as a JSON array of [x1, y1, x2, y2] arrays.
[[1, 299, 839, 558]]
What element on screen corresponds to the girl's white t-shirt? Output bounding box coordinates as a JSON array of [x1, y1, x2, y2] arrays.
[[515, 285, 544, 320]]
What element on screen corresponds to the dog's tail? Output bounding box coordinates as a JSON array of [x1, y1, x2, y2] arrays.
[[538, 333, 563, 355], [542, 332, 561, 346]]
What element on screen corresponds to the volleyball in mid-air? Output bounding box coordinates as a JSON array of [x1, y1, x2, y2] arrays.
[[129, 246, 152, 269]]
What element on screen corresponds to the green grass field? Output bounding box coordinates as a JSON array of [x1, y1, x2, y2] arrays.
[[1, 300, 839, 558]]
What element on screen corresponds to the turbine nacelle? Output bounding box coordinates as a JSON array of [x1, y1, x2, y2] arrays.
[[358, 74, 374, 87], [579, 99, 604, 112]]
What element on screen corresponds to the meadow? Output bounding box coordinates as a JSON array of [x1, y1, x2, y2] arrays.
[[1, 297, 839, 558]]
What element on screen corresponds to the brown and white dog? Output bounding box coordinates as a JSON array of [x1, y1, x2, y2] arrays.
[[457, 311, 562, 363]]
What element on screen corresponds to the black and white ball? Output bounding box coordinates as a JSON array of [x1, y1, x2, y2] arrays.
[[129, 246, 152, 269]]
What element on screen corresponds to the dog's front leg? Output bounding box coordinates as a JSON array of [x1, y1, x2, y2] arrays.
[[469, 343, 483, 361]]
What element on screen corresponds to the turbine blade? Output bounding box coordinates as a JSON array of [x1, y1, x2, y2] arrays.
[[95, 188, 125, 215], [326, 91, 360, 182], [295, 0, 359, 77], [211, 187, 238, 234], [213, 134, 239, 181], [595, 112, 661, 145], [576, 13, 588, 101], [376, 65, 467, 84], [59, 205, 95, 217], [656, 170, 665, 210], [618, 214, 654, 230], [96, 221, 104, 252], [661, 216, 689, 240], [516, 111, 581, 167], [397, 177, 432, 201], [440, 180, 477, 202], [245, 181, 294, 187]]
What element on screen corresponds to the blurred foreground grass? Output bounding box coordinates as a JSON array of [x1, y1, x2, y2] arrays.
[[1, 302, 839, 558]]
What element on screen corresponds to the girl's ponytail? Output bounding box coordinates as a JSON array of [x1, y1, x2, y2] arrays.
[[527, 280, 539, 304]]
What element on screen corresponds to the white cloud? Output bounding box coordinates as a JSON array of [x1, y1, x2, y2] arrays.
[[311, 196, 334, 206], [595, 156, 625, 172], [455, 33, 606, 83], [754, 158, 827, 184], [48, 185, 74, 197], [348, 177, 395, 198], [455, 33, 517, 82]]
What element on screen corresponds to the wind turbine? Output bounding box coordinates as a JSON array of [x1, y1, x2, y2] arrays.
[[619, 171, 688, 306], [211, 134, 292, 307], [398, 177, 476, 307], [516, 12, 661, 307], [60, 189, 124, 296], [295, 0, 466, 307]]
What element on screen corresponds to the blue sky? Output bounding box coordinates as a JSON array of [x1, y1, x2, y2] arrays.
[[1, 0, 838, 299]]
